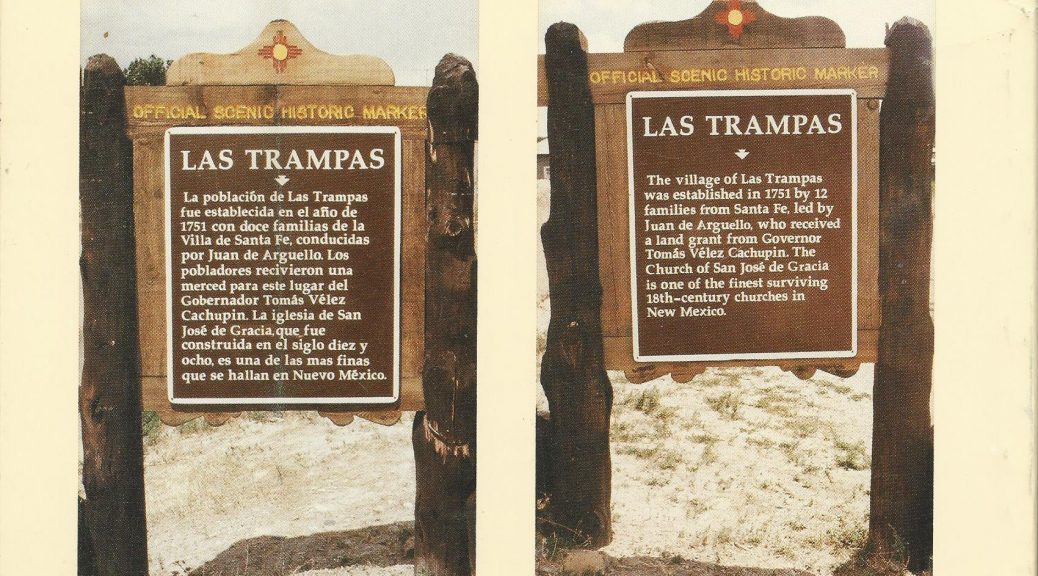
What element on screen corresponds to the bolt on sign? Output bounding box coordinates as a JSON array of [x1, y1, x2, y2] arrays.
[[538, 0, 888, 381], [166, 127, 401, 404], [628, 90, 857, 361], [125, 20, 430, 421]]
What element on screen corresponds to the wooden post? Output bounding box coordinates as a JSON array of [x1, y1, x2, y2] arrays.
[[540, 22, 613, 548], [413, 53, 478, 576], [79, 55, 149, 576], [870, 18, 934, 573]]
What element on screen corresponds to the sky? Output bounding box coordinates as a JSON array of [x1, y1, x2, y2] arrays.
[[81, 0, 478, 87], [539, 0, 935, 50]]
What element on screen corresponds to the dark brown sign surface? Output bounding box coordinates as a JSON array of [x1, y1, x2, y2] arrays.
[[165, 127, 400, 404], [628, 90, 857, 361]]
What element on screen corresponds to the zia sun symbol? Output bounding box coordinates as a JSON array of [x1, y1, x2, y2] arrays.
[[715, 0, 757, 40], [258, 31, 303, 73]]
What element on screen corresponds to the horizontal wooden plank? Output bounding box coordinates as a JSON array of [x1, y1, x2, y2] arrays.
[[142, 375, 422, 426], [537, 48, 888, 106], [125, 85, 429, 139], [605, 330, 877, 384]]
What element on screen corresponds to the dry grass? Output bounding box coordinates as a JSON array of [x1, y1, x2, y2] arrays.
[[605, 366, 875, 575], [143, 412, 416, 576]]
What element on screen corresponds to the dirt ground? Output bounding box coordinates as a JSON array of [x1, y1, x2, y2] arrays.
[[141, 361, 878, 576], [535, 365, 877, 576], [142, 412, 416, 576]]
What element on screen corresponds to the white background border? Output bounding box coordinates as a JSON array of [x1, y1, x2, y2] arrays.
[[0, 2, 1033, 575]]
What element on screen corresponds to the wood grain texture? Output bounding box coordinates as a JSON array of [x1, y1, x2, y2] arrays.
[[537, 49, 888, 106], [869, 18, 934, 572], [624, 0, 844, 52], [125, 85, 429, 140], [413, 54, 478, 576], [79, 54, 149, 576], [166, 20, 394, 86], [540, 22, 613, 548]]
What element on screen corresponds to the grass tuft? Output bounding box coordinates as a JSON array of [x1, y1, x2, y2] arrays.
[[706, 391, 742, 419]]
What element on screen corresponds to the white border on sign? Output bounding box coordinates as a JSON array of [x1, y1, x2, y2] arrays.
[[164, 125, 402, 405], [626, 89, 858, 363]]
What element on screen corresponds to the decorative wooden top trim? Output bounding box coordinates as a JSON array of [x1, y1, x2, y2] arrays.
[[624, 0, 845, 52], [166, 20, 395, 86]]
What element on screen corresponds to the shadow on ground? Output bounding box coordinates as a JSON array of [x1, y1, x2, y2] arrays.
[[539, 551, 817, 576], [186, 521, 414, 576]]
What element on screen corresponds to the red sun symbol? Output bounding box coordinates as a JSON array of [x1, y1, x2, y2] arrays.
[[258, 31, 303, 73], [715, 0, 757, 40]]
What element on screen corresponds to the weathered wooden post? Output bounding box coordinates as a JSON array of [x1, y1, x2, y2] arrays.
[[413, 54, 479, 576], [870, 18, 934, 572], [539, 23, 613, 547], [79, 54, 149, 576]]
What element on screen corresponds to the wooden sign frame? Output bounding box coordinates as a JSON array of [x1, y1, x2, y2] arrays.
[[122, 22, 431, 425], [538, 17, 885, 384]]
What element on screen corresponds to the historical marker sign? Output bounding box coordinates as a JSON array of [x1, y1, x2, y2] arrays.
[[165, 126, 401, 404], [627, 89, 857, 361]]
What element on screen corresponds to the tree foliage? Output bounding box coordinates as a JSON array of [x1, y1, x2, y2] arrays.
[[124, 55, 171, 86]]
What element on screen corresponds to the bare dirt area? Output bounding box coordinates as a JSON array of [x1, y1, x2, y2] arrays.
[[536, 365, 879, 576], [604, 366, 874, 574], [142, 411, 416, 576]]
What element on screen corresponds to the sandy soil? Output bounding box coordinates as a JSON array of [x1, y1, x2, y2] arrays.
[[143, 412, 416, 575], [602, 366, 873, 574]]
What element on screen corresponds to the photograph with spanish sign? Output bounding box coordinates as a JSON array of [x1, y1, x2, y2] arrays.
[[166, 127, 401, 404], [628, 90, 857, 361], [79, 4, 478, 575]]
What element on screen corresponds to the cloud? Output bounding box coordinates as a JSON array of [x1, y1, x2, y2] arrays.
[[81, 0, 478, 86]]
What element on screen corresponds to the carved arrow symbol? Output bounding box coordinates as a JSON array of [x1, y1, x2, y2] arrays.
[[735, 149, 750, 160], [274, 175, 290, 186]]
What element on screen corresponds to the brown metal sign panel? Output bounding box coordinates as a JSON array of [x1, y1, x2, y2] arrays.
[[165, 126, 401, 404], [627, 90, 856, 361]]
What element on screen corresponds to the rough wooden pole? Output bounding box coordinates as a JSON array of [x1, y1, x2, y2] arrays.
[[869, 18, 934, 573], [540, 22, 613, 548], [413, 53, 478, 576], [79, 54, 149, 576]]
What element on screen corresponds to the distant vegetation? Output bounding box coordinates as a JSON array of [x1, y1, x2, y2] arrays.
[[124, 55, 171, 86]]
